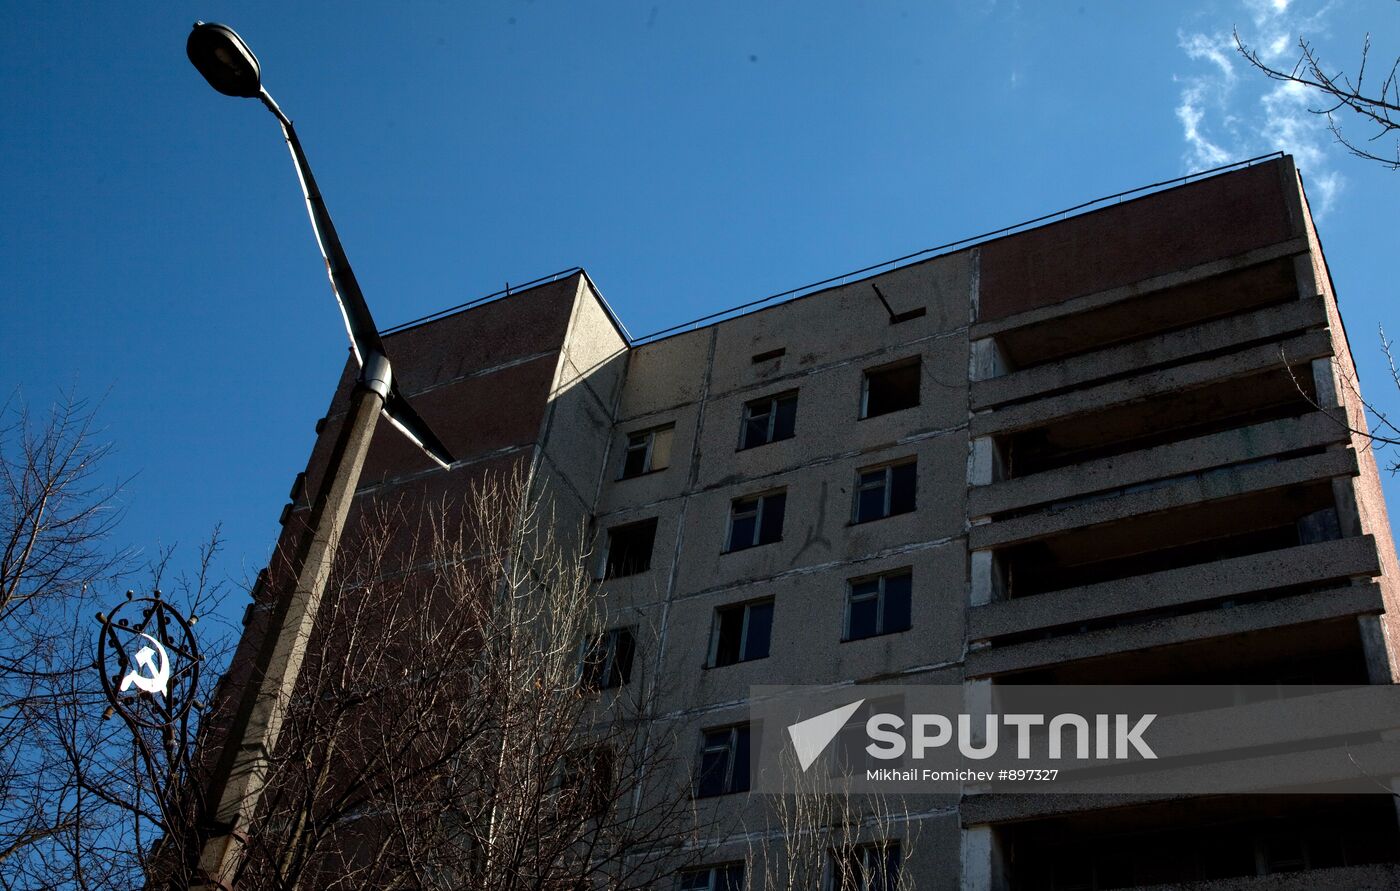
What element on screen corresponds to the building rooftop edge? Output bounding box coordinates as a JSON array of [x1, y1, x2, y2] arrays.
[[381, 151, 1291, 348]]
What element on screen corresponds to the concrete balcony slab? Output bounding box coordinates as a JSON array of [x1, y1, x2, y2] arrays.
[[969, 329, 1333, 439], [965, 583, 1383, 678], [969, 536, 1380, 641], [969, 412, 1347, 520], [969, 237, 1309, 341], [972, 297, 1327, 410], [969, 448, 1357, 551]]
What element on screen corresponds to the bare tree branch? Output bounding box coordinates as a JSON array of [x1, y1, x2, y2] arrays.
[[1235, 29, 1400, 170]]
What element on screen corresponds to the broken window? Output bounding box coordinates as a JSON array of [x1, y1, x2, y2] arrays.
[[619, 424, 674, 478], [861, 358, 921, 418], [604, 519, 657, 578], [578, 626, 636, 690], [694, 723, 753, 798], [708, 599, 774, 666]]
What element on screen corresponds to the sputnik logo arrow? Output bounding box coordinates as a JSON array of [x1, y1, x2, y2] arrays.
[[787, 699, 865, 771]]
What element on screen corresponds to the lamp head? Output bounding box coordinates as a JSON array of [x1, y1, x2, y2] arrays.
[[186, 22, 262, 98]]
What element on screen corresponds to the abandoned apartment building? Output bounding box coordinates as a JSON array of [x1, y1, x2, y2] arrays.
[[229, 153, 1400, 889]]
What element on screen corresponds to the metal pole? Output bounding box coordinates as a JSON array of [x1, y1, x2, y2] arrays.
[[182, 49, 449, 884], [194, 383, 382, 887]]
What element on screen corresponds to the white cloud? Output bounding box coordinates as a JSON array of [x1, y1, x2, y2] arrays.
[[1260, 79, 1344, 212], [1180, 31, 1237, 82], [1177, 81, 1232, 167], [1172, 1, 1345, 216]]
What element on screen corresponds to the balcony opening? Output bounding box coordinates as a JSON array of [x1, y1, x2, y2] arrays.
[[988, 255, 1300, 373], [994, 794, 1399, 890], [1003, 619, 1374, 688], [999, 482, 1340, 600], [998, 364, 1318, 480]]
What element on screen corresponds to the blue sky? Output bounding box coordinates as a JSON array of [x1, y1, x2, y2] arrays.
[[3, 1, 1398, 620]]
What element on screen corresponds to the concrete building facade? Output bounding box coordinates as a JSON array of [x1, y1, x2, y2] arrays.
[[237, 154, 1400, 889]]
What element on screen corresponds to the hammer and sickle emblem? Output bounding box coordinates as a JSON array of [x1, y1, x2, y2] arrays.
[[118, 632, 171, 696]]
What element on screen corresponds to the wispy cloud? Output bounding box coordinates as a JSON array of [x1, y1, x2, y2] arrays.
[[1173, 1, 1344, 215]]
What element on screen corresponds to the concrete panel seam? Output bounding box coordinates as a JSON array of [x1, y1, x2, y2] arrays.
[[674, 533, 964, 602]]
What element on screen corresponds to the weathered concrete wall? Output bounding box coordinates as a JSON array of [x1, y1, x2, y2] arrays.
[[976, 159, 1298, 322], [1289, 162, 1400, 681], [529, 274, 629, 550], [595, 254, 974, 715]]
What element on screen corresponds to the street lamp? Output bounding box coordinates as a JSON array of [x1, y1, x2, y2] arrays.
[[185, 21, 453, 887]]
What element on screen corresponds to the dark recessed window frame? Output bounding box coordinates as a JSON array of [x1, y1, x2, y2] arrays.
[[679, 862, 746, 891], [860, 357, 921, 419], [603, 518, 658, 578], [739, 390, 799, 450], [843, 570, 913, 642], [707, 598, 775, 667], [619, 423, 675, 479], [829, 840, 903, 891], [558, 743, 616, 817], [694, 723, 754, 798], [578, 626, 637, 690], [726, 490, 787, 552], [853, 459, 917, 524]]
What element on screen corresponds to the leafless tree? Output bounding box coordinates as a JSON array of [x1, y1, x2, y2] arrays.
[[0, 392, 125, 884], [1235, 29, 1400, 170], [1325, 330, 1400, 475], [190, 469, 709, 890], [0, 392, 232, 890], [1280, 333, 1400, 476], [742, 747, 917, 891]]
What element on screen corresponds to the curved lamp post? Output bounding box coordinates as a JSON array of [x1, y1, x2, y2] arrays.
[[186, 22, 453, 887]]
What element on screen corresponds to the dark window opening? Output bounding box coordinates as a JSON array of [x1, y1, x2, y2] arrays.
[[559, 744, 615, 817], [579, 626, 636, 690], [727, 491, 786, 552], [620, 424, 674, 479], [740, 391, 798, 450], [862, 359, 921, 418], [845, 570, 912, 640], [752, 348, 786, 364], [709, 599, 774, 666], [830, 695, 906, 777], [854, 460, 917, 523], [694, 724, 753, 798], [831, 841, 903, 891], [604, 519, 657, 578], [679, 863, 745, 891]]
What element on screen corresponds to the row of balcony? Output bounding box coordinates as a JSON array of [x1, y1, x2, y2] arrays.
[[960, 232, 1399, 888]]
